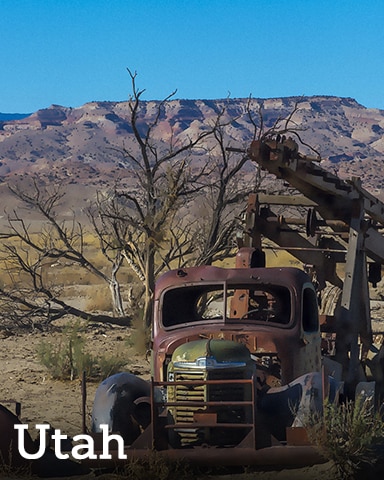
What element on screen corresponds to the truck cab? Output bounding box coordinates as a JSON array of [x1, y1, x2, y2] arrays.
[[151, 262, 321, 448], [152, 264, 321, 385]]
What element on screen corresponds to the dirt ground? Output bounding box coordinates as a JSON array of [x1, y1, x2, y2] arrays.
[[0, 322, 149, 438]]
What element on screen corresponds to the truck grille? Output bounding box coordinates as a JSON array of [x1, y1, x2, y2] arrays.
[[173, 369, 205, 424], [168, 367, 251, 447]]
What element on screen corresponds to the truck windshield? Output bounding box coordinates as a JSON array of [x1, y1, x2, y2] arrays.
[[162, 283, 291, 328]]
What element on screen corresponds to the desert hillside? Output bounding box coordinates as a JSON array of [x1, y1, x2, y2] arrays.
[[1, 96, 384, 218]]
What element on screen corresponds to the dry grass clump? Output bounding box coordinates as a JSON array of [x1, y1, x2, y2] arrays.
[[304, 397, 384, 479], [85, 286, 113, 312], [126, 313, 151, 355]]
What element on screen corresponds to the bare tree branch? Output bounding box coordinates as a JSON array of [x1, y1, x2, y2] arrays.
[[0, 179, 130, 327]]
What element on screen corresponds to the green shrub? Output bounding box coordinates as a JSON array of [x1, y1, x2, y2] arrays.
[[37, 321, 127, 381], [126, 312, 151, 355], [305, 396, 384, 479]]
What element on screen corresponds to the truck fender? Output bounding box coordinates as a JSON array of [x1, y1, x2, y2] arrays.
[[257, 372, 326, 439], [91, 372, 150, 445]]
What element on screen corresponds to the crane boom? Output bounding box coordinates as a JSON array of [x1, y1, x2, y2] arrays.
[[246, 137, 384, 391]]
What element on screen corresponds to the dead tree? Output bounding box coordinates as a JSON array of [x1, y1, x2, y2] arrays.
[[96, 94, 313, 329], [100, 69, 230, 328]]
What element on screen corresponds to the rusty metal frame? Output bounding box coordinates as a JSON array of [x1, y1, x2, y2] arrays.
[[247, 137, 384, 392], [150, 377, 257, 450]]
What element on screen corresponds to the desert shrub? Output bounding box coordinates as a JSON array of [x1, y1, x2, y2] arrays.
[[96, 354, 128, 379], [85, 286, 113, 312], [305, 396, 384, 479], [37, 321, 126, 381], [126, 312, 151, 354]]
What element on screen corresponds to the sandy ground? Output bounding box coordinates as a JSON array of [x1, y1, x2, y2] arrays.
[[0, 323, 149, 438], [0, 323, 336, 480]]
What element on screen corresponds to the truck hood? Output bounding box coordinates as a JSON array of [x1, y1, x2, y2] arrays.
[[171, 338, 252, 366]]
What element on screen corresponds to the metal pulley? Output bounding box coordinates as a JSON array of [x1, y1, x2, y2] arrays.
[[306, 208, 317, 237]]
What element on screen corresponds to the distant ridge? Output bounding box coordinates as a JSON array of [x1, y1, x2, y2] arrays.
[[0, 113, 31, 121], [0, 96, 384, 205]]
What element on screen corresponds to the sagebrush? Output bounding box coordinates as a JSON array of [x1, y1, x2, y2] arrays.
[[305, 396, 384, 479], [37, 321, 127, 380]]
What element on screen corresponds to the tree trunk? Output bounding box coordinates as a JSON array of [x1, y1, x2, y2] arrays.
[[109, 254, 125, 316], [143, 242, 155, 329], [109, 279, 124, 317]]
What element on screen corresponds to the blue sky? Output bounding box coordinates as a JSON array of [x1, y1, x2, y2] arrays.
[[2, 0, 384, 113]]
